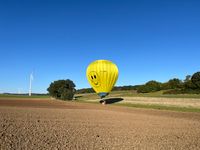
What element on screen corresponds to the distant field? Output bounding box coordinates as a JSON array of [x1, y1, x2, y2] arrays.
[[75, 90, 200, 112]]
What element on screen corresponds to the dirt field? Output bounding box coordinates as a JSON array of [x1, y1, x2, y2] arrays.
[[0, 98, 200, 150]]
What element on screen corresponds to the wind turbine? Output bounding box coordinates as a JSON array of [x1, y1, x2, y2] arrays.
[[29, 72, 34, 96]]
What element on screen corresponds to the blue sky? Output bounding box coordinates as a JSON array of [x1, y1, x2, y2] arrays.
[[0, 0, 200, 93]]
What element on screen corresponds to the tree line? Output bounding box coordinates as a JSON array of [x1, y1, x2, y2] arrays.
[[137, 71, 200, 94], [47, 71, 200, 101], [76, 71, 200, 94], [76, 85, 140, 94]]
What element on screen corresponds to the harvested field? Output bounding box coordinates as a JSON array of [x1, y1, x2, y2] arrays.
[[0, 98, 200, 149]]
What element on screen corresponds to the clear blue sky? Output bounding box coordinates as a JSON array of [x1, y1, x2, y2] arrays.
[[0, 0, 200, 93]]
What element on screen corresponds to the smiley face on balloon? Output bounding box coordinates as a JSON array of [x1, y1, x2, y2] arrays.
[[88, 71, 101, 87], [86, 60, 119, 98]]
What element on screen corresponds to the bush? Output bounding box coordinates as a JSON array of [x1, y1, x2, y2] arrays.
[[137, 80, 161, 93], [191, 72, 200, 88], [47, 79, 76, 100], [163, 89, 183, 94]]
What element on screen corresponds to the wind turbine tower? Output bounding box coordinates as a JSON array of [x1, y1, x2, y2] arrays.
[[29, 73, 33, 96]]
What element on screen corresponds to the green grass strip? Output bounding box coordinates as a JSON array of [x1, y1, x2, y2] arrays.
[[114, 103, 200, 112]]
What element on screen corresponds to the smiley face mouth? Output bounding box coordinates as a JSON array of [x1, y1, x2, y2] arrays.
[[94, 82, 98, 85]]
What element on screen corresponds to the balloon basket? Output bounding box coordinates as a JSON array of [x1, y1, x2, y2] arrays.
[[99, 99, 107, 105]]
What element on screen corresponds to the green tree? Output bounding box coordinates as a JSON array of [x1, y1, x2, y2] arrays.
[[137, 80, 161, 93], [161, 82, 170, 90], [167, 78, 182, 89], [191, 72, 200, 88], [47, 79, 76, 100], [183, 75, 196, 89], [184, 80, 197, 89]]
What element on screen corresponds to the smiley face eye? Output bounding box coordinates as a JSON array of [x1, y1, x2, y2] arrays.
[[91, 76, 93, 79], [94, 75, 96, 79]]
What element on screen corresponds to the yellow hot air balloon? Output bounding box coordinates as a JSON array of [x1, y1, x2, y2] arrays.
[[86, 60, 119, 98]]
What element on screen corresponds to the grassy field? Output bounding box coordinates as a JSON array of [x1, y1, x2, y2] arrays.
[[115, 103, 200, 112], [75, 90, 200, 112]]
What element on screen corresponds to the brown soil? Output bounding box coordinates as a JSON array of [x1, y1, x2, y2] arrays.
[[0, 98, 200, 150]]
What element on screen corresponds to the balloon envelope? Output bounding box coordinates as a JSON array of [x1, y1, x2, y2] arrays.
[[86, 60, 119, 98]]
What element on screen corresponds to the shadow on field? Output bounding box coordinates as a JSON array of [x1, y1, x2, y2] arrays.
[[74, 96, 82, 99], [99, 98, 123, 104]]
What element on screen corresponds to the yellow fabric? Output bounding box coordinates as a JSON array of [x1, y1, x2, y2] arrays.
[[86, 60, 119, 95]]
